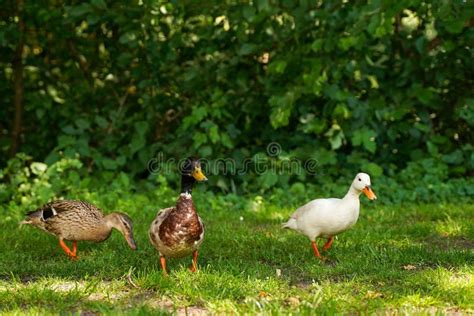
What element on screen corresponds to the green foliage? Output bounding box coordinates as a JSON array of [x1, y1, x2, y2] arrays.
[[1, 155, 472, 213], [0, 1, 473, 192], [0, 154, 84, 208]]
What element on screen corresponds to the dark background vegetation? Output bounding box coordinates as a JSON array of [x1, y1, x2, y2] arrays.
[[1, 0, 473, 204]]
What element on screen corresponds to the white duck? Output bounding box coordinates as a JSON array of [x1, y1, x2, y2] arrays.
[[283, 173, 377, 259]]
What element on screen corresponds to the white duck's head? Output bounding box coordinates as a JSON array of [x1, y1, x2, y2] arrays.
[[352, 173, 377, 200]]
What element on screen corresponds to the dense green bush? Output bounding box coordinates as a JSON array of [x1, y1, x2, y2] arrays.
[[1, 155, 472, 211], [1, 1, 473, 195]]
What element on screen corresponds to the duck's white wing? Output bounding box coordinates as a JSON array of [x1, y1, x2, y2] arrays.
[[283, 198, 342, 237], [292, 198, 340, 219]]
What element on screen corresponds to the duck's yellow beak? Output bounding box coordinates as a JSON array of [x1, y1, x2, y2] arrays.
[[363, 186, 377, 200], [192, 167, 208, 181]]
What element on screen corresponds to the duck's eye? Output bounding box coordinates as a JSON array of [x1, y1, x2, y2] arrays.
[[358, 178, 361, 181]]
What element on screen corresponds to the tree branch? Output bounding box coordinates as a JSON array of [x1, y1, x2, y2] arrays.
[[10, 0, 26, 157]]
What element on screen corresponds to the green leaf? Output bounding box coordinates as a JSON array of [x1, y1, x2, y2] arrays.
[[239, 43, 257, 55], [193, 133, 207, 148], [443, 150, 463, 164], [259, 172, 278, 189], [269, 92, 296, 129], [311, 39, 323, 52], [90, 0, 107, 9], [338, 36, 358, 51], [290, 182, 305, 195], [427, 141, 438, 156], [329, 133, 343, 150], [411, 84, 434, 105], [119, 32, 137, 44], [95, 116, 108, 128], [30, 162, 48, 175], [312, 148, 337, 166], [325, 124, 345, 150], [118, 172, 130, 187], [220, 134, 233, 149], [117, 52, 133, 67], [367, 75, 379, 89], [268, 60, 287, 74], [62, 125, 77, 135], [199, 146, 213, 157], [256, 0, 270, 12], [76, 118, 91, 130], [209, 125, 220, 144], [57, 135, 76, 148], [444, 19, 466, 34], [101, 158, 117, 170], [351, 128, 376, 153], [242, 6, 256, 21], [67, 4, 91, 18], [299, 114, 327, 135], [134, 121, 148, 137], [130, 135, 145, 154], [76, 138, 90, 156], [364, 162, 383, 177]]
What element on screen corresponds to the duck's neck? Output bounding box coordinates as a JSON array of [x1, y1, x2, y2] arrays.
[[97, 214, 118, 240], [177, 176, 197, 215], [180, 175, 195, 195], [343, 185, 361, 200], [105, 213, 121, 230]]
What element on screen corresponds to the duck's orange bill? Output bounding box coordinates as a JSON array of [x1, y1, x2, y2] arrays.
[[362, 187, 377, 200], [192, 167, 208, 182]]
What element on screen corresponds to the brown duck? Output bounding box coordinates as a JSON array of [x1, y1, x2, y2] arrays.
[[21, 200, 137, 259], [149, 157, 207, 275]]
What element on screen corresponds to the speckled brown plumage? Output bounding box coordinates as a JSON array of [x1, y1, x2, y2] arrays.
[[26, 200, 109, 241], [148, 157, 207, 273], [159, 195, 203, 248], [22, 200, 137, 259], [149, 194, 205, 258]]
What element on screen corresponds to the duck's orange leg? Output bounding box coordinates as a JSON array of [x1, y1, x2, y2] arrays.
[[311, 241, 321, 258], [71, 241, 78, 258], [322, 237, 334, 252], [160, 256, 168, 276], [190, 250, 198, 273], [59, 239, 77, 260]]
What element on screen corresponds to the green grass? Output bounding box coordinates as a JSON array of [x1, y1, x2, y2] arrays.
[[1, 189, 473, 314]]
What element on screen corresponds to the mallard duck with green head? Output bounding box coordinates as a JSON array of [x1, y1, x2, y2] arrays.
[[21, 200, 137, 259], [149, 157, 208, 275]]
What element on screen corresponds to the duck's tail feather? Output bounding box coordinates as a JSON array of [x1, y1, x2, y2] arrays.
[[20, 209, 42, 226], [19, 219, 32, 226], [282, 218, 297, 230]]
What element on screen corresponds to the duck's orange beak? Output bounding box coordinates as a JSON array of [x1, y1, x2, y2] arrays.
[[363, 186, 377, 200], [192, 167, 208, 182]]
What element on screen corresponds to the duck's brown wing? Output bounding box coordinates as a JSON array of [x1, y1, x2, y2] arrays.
[[26, 200, 101, 221], [149, 207, 175, 246]]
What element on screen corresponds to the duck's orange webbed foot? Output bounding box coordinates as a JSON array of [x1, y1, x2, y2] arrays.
[[190, 250, 198, 273], [71, 241, 78, 260], [311, 241, 330, 261], [59, 239, 78, 260]]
